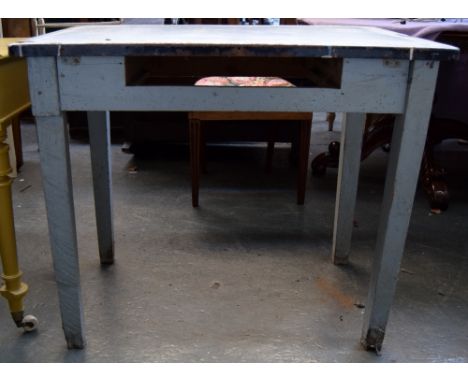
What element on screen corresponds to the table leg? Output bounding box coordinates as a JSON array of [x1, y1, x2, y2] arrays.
[[36, 114, 85, 349], [200, 128, 207, 174], [326, 112, 336, 132], [332, 113, 366, 264], [88, 111, 114, 265], [0, 121, 37, 332], [361, 61, 439, 353]]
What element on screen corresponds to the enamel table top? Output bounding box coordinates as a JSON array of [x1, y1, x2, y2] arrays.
[[9, 25, 459, 60]]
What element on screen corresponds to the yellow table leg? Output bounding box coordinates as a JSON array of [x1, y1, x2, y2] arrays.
[[0, 121, 37, 331]]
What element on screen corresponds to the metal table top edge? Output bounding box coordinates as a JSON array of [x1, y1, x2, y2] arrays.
[[7, 24, 460, 61], [7, 44, 459, 61]]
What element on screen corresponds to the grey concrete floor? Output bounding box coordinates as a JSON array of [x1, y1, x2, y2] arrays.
[[0, 113, 467, 362]]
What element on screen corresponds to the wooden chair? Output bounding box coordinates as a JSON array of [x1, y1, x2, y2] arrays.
[[188, 76, 312, 207]]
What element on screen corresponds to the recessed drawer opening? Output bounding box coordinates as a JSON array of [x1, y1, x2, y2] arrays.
[[125, 56, 342, 88]]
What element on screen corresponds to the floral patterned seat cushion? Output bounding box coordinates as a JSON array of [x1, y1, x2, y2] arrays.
[[195, 76, 294, 87]]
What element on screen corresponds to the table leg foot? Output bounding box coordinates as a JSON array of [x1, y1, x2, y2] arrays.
[[332, 257, 349, 266], [361, 327, 385, 354], [66, 333, 86, 349], [99, 251, 115, 266]]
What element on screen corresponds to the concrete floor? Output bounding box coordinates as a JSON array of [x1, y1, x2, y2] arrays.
[[0, 113, 467, 362]]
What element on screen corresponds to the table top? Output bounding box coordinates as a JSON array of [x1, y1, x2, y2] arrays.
[[9, 25, 459, 60], [299, 19, 468, 124], [300, 19, 468, 40]]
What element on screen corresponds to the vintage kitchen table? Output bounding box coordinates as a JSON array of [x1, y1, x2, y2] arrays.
[[9, 25, 458, 352], [0, 38, 38, 332]]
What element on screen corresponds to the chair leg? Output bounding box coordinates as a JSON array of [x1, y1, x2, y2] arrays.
[[327, 112, 336, 132], [266, 129, 275, 173], [189, 119, 201, 207], [297, 119, 312, 205], [200, 128, 207, 174]]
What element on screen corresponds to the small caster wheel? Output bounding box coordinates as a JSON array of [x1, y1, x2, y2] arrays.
[[22, 315, 38, 332]]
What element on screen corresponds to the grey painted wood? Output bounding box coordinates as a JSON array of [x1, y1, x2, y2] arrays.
[[57, 57, 408, 114], [361, 60, 440, 352], [35, 115, 85, 349], [332, 113, 366, 264], [26, 57, 60, 116], [22, 29, 448, 352], [87, 111, 114, 265], [28, 56, 85, 349], [9, 25, 459, 60]]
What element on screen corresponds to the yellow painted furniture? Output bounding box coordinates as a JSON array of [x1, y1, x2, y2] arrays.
[[0, 38, 37, 331]]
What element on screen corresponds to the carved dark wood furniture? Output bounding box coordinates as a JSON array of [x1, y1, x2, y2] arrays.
[[304, 19, 468, 211]]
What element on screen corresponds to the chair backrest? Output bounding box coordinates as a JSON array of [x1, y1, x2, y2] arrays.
[[33, 18, 123, 35], [163, 18, 297, 26]]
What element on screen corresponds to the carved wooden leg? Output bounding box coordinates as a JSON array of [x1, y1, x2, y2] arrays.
[[326, 112, 336, 132], [421, 152, 449, 212], [0, 121, 33, 330], [311, 140, 340, 177], [419, 117, 468, 212]]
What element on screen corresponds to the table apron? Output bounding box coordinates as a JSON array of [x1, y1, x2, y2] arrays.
[[54, 56, 410, 114]]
